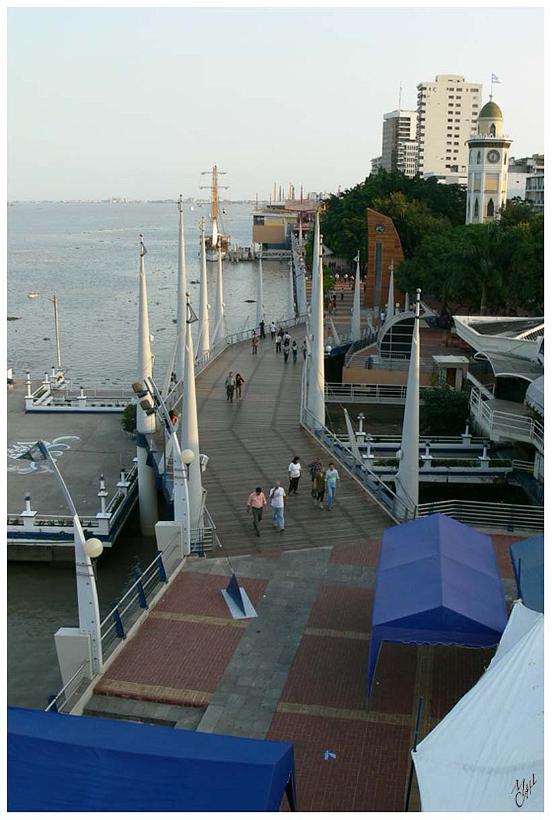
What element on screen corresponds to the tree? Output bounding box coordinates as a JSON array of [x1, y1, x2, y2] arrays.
[[371, 191, 451, 257], [420, 387, 469, 436]]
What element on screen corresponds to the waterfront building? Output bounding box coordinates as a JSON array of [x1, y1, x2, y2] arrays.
[[381, 109, 418, 177], [252, 199, 316, 253], [416, 74, 482, 182], [465, 99, 512, 224]]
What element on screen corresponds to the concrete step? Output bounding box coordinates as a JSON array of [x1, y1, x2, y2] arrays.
[[84, 693, 205, 730]]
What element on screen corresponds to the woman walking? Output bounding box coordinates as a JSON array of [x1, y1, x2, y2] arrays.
[[313, 469, 326, 509], [291, 339, 298, 363], [235, 372, 245, 400]]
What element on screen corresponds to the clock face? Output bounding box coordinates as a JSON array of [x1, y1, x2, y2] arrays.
[[375, 224, 385, 233], [487, 150, 500, 164]]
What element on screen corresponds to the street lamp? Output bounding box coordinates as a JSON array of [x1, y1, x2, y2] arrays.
[[23, 441, 103, 675]]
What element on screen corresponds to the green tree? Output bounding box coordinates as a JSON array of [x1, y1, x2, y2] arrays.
[[420, 387, 470, 436], [371, 191, 451, 257]]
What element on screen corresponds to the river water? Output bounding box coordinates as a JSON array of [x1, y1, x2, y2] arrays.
[[7, 201, 289, 708]]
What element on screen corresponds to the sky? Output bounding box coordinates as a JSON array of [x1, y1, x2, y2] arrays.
[[7, 4, 545, 201]]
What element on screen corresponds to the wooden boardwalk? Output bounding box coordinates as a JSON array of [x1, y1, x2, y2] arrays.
[[192, 327, 390, 556]]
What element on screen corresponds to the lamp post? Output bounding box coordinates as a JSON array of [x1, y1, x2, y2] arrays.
[[29, 441, 104, 674]]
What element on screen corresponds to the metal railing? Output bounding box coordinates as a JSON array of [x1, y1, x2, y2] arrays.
[[300, 403, 416, 523], [45, 660, 91, 714], [417, 499, 544, 532], [343, 331, 378, 367], [325, 382, 434, 404], [470, 389, 544, 453]]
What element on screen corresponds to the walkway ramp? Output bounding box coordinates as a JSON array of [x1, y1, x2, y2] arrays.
[[192, 331, 390, 555]]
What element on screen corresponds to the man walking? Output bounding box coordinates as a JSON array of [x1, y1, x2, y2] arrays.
[[269, 481, 286, 532], [259, 319, 266, 339], [225, 371, 235, 403], [325, 462, 340, 510], [288, 456, 301, 494], [246, 487, 267, 537], [270, 321, 277, 340], [291, 339, 298, 363]]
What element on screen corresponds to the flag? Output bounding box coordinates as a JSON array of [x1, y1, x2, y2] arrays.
[[491, 74, 501, 83]]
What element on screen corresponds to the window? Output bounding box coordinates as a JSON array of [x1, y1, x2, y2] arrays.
[[254, 216, 265, 225], [447, 118, 453, 122], [487, 198, 495, 217], [490, 123, 496, 137], [474, 197, 479, 218]]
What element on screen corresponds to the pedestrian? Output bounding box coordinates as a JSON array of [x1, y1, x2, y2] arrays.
[[235, 372, 245, 400], [275, 334, 282, 353], [251, 331, 259, 355], [259, 319, 266, 339], [283, 331, 291, 349], [269, 480, 286, 532], [313, 469, 326, 509], [283, 346, 289, 364], [332, 294, 337, 310], [380, 309, 385, 325], [302, 339, 307, 360], [325, 462, 340, 510], [288, 456, 301, 494], [224, 371, 235, 403], [270, 321, 276, 340], [246, 486, 267, 537], [308, 456, 322, 485], [340, 290, 344, 302], [291, 339, 298, 363]]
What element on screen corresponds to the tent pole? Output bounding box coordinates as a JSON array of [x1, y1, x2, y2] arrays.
[[404, 695, 424, 811]]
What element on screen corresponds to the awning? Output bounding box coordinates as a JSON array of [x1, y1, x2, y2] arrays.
[[368, 514, 507, 694], [412, 602, 544, 811], [8, 708, 296, 812], [510, 535, 544, 613], [474, 351, 543, 381]]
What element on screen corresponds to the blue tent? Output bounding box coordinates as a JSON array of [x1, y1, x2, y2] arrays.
[[510, 535, 544, 613], [8, 707, 296, 812], [368, 514, 507, 694]]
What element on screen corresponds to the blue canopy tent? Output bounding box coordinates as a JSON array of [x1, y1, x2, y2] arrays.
[[8, 707, 296, 812], [368, 514, 507, 694], [510, 535, 544, 613]]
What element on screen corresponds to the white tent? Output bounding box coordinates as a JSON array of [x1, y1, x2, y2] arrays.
[[412, 602, 543, 812]]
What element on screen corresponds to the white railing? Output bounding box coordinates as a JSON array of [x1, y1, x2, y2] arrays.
[[45, 660, 91, 714], [325, 382, 434, 404], [300, 402, 416, 523], [417, 500, 544, 532], [470, 389, 544, 453]]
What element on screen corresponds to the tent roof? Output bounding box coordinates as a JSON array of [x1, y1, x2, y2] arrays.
[[510, 535, 544, 613], [368, 515, 507, 693], [373, 514, 506, 632], [412, 602, 544, 811], [8, 708, 295, 812]]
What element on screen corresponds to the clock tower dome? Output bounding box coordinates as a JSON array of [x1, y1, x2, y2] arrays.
[[465, 98, 512, 224]]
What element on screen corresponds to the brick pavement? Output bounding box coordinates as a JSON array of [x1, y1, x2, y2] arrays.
[[91, 530, 522, 812]]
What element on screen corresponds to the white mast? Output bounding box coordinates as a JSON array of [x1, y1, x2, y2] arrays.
[[351, 252, 361, 342], [288, 257, 295, 321], [197, 218, 211, 360], [136, 234, 158, 534], [255, 251, 264, 330], [306, 214, 325, 429], [394, 288, 421, 518], [179, 294, 204, 530], [386, 261, 395, 322], [310, 206, 321, 314], [213, 241, 225, 345], [175, 194, 188, 379]]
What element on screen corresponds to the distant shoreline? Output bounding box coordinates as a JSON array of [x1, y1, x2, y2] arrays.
[[8, 199, 264, 206]]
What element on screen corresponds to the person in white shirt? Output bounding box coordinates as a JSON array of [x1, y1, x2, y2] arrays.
[[288, 456, 301, 495], [269, 481, 286, 531]]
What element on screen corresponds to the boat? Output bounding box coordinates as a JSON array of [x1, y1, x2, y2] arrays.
[[27, 292, 40, 299], [200, 165, 229, 261]]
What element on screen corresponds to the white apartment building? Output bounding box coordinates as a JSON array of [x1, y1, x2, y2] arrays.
[[416, 75, 482, 182], [371, 156, 383, 174], [381, 109, 418, 177]]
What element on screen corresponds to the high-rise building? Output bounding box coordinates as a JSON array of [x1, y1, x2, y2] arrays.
[[416, 75, 482, 182], [381, 110, 418, 177], [465, 99, 512, 224], [371, 156, 383, 174], [508, 154, 544, 202]]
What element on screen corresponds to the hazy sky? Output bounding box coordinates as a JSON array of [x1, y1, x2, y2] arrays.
[[7, 5, 544, 200]]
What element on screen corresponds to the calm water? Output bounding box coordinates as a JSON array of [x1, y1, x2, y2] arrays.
[[7, 201, 289, 708]]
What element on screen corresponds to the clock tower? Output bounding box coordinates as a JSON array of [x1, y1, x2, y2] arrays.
[[465, 99, 512, 224]]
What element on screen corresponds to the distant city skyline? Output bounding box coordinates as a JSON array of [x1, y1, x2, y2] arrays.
[[8, 6, 544, 200]]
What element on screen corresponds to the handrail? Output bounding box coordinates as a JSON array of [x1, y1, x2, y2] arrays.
[[45, 660, 90, 713], [300, 403, 416, 522], [417, 499, 543, 532]]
